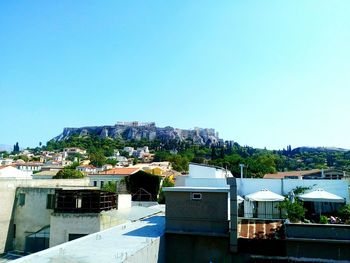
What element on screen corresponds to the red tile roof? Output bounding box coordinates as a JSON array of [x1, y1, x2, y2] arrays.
[[98, 167, 140, 175]]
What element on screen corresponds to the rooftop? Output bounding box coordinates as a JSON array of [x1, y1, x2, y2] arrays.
[[264, 169, 320, 179], [13, 216, 165, 263], [96, 167, 140, 175], [163, 186, 229, 193]]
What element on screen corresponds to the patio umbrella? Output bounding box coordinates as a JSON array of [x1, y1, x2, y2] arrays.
[[245, 189, 285, 202], [298, 189, 344, 203], [237, 195, 244, 204]]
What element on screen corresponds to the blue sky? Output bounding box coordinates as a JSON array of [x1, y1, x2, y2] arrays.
[[1, 1, 350, 150]]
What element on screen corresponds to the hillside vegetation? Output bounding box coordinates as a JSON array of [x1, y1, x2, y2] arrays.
[[44, 135, 350, 177]]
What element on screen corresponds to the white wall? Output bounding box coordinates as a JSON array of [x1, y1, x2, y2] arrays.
[[117, 194, 132, 210], [183, 178, 228, 188], [237, 178, 349, 203], [189, 164, 231, 179], [0, 166, 32, 179]]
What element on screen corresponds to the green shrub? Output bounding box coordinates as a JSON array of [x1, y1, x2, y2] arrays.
[[338, 204, 350, 222], [279, 200, 306, 223], [319, 215, 328, 224]]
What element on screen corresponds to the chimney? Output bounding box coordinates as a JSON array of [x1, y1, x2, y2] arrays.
[[226, 177, 238, 253]]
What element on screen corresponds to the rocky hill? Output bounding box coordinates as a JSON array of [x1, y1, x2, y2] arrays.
[[52, 121, 220, 146], [292, 146, 349, 154]]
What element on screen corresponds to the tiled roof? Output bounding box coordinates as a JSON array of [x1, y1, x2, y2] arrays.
[[15, 162, 44, 166], [98, 167, 140, 175], [264, 169, 320, 179]]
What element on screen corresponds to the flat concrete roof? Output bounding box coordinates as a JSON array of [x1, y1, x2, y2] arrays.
[[163, 186, 229, 193], [13, 215, 165, 263]]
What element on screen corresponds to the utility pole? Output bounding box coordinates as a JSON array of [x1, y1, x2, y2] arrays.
[[239, 164, 245, 179]]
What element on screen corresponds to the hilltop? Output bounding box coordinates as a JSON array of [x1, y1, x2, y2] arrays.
[[53, 121, 220, 146]]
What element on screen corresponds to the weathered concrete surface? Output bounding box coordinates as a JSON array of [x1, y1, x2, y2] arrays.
[[13, 188, 55, 252], [0, 179, 89, 253], [12, 216, 165, 263]]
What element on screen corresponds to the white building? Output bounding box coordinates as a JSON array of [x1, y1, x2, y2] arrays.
[[0, 166, 32, 180], [15, 163, 43, 174], [0, 158, 14, 166], [76, 165, 97, 174], [0, 178, 90, 254], [175, 163, 232, 188], [88, 167, 140, 188], [122, 147, 134, 156]]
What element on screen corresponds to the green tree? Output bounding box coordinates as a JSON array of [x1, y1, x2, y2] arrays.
[[169, 155, 189, 173], [14, 155, 29, 162], [53, 169, 84, 179], [105, 158, 117, 166], [158, 176, 175, 204], [89, 151, 106, 167], [102, 181, 117, 193], [13, 142, 20, 153], [338, 204, 350, 223], [279, 199, 306, 223]]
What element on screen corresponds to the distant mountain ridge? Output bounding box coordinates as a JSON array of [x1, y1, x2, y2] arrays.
[[0, 144, 12, 152], [52, 121, 220, 146], [292, 146, 349, 153]]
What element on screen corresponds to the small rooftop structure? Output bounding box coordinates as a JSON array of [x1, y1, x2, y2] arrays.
[[163, 186, 230, 236], [188, 163, 232, 179], [54, 189, 116, 213]]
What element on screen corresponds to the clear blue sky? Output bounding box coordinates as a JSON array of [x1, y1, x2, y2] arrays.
[[1, 1, 350, 150]]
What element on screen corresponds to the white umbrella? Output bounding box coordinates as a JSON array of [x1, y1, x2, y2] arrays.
[[298, 189, 344, 203], [245, 189, 285, 202], [237, 195, 244, 204]]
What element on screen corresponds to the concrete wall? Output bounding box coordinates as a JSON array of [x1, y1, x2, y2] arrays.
[[285, 223, 350, 260], [0, 179, 89, 253], [165, 234, 231, 263], [13, 188, 55, 252], [49, 213, 100, 247], [165, 191, 228, 235], [124, 235, 164, 263]]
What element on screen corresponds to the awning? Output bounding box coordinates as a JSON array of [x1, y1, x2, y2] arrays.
[[298, 189, 345, 203], [245, 189, 285, 202], [237, 195, 244, 204]]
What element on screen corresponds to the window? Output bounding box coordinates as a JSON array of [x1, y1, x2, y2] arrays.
[[100, 181, 104, 188], [46, 194, 55, 209], [191, 193, 202, 200], [76, 196, 82, 208], [18, 193, 25, 206], [68, 233, 87, 241], [93, 181, 97, 187]]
